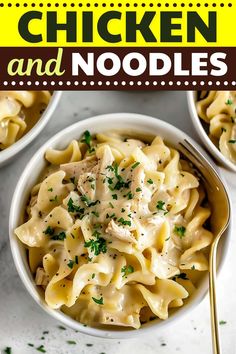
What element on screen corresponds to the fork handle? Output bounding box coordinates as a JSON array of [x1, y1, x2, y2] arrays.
[[209, 240, 221, 354]]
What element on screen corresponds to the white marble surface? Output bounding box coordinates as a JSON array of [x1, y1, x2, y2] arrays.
[[0, 91, 235, 354]]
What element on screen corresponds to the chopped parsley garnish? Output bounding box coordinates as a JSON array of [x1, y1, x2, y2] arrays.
[[58, 325, 66, 330], [36, 345, 46, 353], [51, 231, 66, 241], [118, 217, 131, 226], [67, 198, 85, 216], [225, 99, 233, 105], [191, 265, 196, 270], [136, 187, 142, 192], [121, 265, 134, 277], [131, 161, 140, 169], [147, 178, 154, 184], [91, 211, 99, 217], [81, 130, 94, 153], [221, 127, 227, 133], [86, 344, 94, 347], [106, 176, 114, 185], [106, 163, 131, 191], [121, 208, 126, 212], [49, 195, 58, 202], [92, 273, 95, 279], [67, 259, 75, 269], [219, 320, 227, 325], [4, 348, 12, 354], [228, 140, 236, 144], [67, 256, 79, 269], [67, 340, 76, 345], [84, 231, 107, 256], [109, 202, 114, 209], [106, 165, 114, 172], [81, 194, 100, 207], [47, 187, 53, 192], [126, 191, 133, 200], [43, 226, 54, 235], [28, 343, 34, 347], [112, 194, 118, 200], [156, 200, 166, 211], [174, 225, 186, 238], [106, 213, 116, 219], [92, 296, 104, 305]]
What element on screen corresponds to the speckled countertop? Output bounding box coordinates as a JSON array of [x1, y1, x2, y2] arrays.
[[0, 91, 235, 354]]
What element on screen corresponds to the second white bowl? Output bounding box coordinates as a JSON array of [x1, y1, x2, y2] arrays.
[[187, 91, 236, 172], [0, 91, 62, 167]]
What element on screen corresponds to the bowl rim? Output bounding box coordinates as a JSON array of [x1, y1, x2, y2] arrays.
[[9, 112, 232, 339], [187, 91, 236, 173], [0, 91, 62, 165]]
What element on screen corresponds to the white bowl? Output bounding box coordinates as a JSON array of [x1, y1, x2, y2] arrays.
[[0, 91, 62, 167], [187, 91, 236, 172], [9, 113, 231, 339]]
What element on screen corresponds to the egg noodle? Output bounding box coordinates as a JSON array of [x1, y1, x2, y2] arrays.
[[0, 91, 51, 150], [197, 91, 236, 164], [15, 131, 213, 329]]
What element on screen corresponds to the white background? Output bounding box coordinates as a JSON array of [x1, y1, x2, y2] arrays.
[[0, 91, 235, 354]]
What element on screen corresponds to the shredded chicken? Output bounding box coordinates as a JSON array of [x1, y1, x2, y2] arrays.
[[77, 172, 96, 200], [106, 220, 136, 244], [35, 267, 49, 286], [60, 156, 97, 179]]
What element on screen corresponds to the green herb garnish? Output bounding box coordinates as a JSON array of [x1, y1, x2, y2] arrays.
[[112, 194, 118, 200], [109, 202, 114, 209], [67, 198, 85, 217], [84, 231, 107, 256], [67, 340, 76, 345], [67, 260, 75, 269], [118, 217, 131, 226], [92, 296, 104, 305], [147, 178, 153, 184], [4, 348, 12, 354], [58, 325, 66, 330], [174, 225, 186, 238], [228, 140, 236, 144], [51, 231, 66, 241], [131, 162, 140, 169], [81, 194, 100, 207], [219, 320, 227, 325], [43, 226, 54, 235], [47, 187, 53, 192], [92, 273, 95, 279], [121, 265, 134, 277], [136, 187, 142, 192], [225, 99, 233, 105], [36, 345, 46, 353], [156, 200, 166, 211], [81, 130, 94, 152]]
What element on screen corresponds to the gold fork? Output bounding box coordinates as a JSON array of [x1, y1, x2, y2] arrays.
[[179, 139, 231, 354]]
